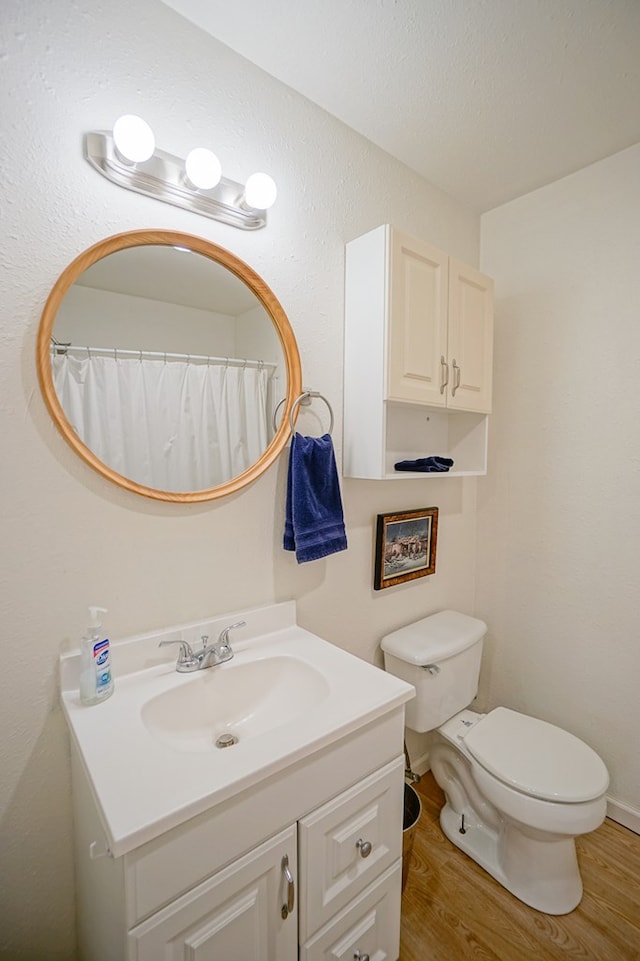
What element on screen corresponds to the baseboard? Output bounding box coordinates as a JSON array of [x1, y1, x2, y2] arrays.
[[607, 796, 640, 835]]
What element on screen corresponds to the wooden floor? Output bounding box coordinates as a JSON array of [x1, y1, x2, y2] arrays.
[[399, 773, 640, 961]]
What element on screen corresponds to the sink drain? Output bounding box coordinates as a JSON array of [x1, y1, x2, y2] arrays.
[[215, 732, 239, 749]]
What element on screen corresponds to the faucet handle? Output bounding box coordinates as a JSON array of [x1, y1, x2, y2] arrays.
[[159, 639, 195, 666], [217, 620, 246, 654]]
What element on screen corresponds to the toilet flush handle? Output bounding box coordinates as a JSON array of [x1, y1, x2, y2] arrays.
[[422, 663, 440, 675]]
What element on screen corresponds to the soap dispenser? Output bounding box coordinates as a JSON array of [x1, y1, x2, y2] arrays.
[[79, 606, 114, 706]]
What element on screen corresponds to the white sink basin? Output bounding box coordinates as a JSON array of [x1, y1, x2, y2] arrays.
[[141, 655, 330, 753], [59, 601, 414, 856]]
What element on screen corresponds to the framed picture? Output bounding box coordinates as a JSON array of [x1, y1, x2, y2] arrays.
[[373, 507, 438, 590]]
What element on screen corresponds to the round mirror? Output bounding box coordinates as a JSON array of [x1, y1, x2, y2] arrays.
[[36, 230, 302, 502]]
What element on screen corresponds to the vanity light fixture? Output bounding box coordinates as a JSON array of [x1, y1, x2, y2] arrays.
[[84, 115, 277, 230]]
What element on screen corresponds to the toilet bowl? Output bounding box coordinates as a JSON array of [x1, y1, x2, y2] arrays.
[[381, 611, 609, 914], [432, 706, 608, 913]]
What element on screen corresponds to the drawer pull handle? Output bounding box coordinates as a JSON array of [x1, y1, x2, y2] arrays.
[[281, 854, 295, 919], [452, 359, 461, 396], [440, 355, 449, 394], [355, 838, 372, 858], [354, 952, 370, 961]]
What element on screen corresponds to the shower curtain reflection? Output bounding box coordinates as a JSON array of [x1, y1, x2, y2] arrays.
[[52, 352, 273, 492]]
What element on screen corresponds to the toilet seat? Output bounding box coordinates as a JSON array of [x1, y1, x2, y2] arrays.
[[463, 707, 609, 803]]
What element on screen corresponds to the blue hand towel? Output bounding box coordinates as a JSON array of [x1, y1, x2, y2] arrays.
[[284, 433, 348, 563], [394, 456, 454, 472]]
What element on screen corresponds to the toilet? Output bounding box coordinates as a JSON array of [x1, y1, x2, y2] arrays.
[[381, 610, 609, 915]]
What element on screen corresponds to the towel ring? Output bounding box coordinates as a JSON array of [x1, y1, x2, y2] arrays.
[[273, 390, 334, 435]]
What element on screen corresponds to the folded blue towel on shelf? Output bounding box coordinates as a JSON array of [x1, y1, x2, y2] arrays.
[[284, 433, 348, 563], [394, 456, 454, 472]]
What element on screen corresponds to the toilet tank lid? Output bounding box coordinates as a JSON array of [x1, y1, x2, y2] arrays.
[[381, 610, 487, 664]]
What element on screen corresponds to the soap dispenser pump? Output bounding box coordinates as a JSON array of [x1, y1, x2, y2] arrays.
[[79, 606, 114, 706]]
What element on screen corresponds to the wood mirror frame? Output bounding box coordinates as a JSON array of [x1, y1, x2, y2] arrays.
[[36, 229, 302, 503]]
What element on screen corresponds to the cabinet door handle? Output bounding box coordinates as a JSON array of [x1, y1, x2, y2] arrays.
[[281, 854, 295, 919], [451, 359, 461, 396], [355, 838, 372, 858], [440, 355, 449, 394]]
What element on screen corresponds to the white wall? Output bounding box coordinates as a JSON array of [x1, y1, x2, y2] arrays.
[[0, 1, 481, 957], [236, 302, 284, 381], [478, 143, 640, 818], [56, 285, 238, 355]]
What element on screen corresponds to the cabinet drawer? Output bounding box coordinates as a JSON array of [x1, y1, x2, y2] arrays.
[[298, 756, 403, 939], [300, 860, 401, 961]]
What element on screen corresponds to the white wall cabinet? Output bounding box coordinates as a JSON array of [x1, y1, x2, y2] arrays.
[[71, 709, 406, 961], [344, 224, 494, 478]]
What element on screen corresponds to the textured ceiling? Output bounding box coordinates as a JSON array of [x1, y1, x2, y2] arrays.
[[160, 0, 640, 211]]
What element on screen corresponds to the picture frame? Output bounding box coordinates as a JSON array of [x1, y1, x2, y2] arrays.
[[373, 507, 438, 590]]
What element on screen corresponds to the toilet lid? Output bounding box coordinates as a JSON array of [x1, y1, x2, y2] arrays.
[[464, 707, 609, 802]]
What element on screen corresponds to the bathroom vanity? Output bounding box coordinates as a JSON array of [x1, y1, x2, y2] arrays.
[[61, 602, 414, 960]]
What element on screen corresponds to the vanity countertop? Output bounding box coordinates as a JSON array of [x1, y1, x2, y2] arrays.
[[60, 601, 414, 857]]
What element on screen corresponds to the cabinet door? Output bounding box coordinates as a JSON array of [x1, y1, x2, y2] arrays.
[[387, 229, 449, 407], [298, 757, 403, 941], [128, 825, 297, 961], [447, 258, 494, 413]]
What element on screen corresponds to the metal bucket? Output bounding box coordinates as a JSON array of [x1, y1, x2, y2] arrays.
[[402, 782, 422, 891]]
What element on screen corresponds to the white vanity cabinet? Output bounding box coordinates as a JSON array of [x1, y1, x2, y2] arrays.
[[63, 603, 414, 961], [71, 710, 406, 961], [344, 223, 494, 478]]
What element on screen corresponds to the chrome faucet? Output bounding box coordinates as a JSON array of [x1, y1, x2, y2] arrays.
[[159, 620, 246, 673]]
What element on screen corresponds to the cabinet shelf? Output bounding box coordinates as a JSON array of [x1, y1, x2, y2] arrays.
[[345, 402, 488, 479]]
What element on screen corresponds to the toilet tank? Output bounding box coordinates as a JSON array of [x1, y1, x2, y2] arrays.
[[381, 610, 487, 732]]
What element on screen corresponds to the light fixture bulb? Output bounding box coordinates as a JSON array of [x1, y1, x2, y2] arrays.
[[112, 114, 155, 164], [184, 147, 222, 190], [244, 172, 277, 210]]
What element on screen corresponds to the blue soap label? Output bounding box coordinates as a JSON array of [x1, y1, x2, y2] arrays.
[[93, 638, 111, 692]]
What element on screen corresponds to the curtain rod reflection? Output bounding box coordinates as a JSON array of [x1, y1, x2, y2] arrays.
[[50, 339, 277, 372]]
